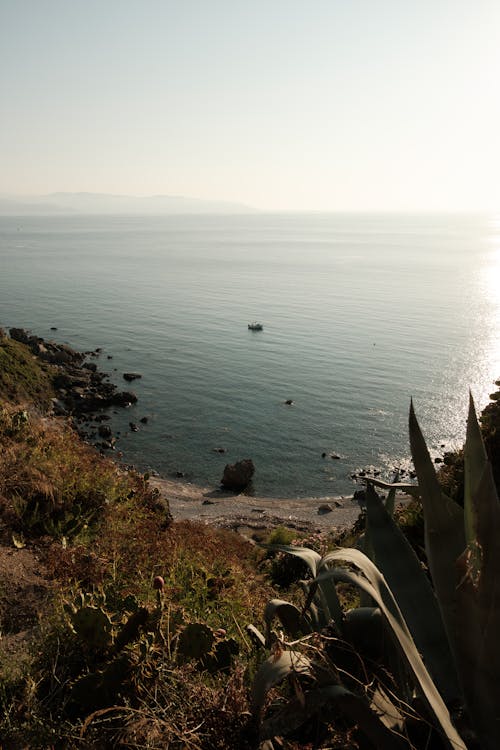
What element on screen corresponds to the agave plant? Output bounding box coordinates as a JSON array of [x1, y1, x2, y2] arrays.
[[251, 546, 465, 749], [251, 395, 500, 749]]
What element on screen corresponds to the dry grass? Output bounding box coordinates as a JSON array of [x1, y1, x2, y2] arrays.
[[0, 335, 55, 408], [0, 393, 278, 749], [0, 402, 130, 540]]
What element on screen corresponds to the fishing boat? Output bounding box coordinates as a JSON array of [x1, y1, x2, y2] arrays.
[[248, 322, 263, 331]]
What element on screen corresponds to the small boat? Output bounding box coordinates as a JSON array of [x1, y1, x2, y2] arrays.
[[248, 322, 263, 331]]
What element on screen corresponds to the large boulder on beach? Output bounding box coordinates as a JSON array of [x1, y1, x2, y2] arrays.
[[221, 459, 255, 491]]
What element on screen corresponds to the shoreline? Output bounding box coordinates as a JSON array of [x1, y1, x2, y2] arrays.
[[149, 474, 368, 534], [1, 327, 407, 535]]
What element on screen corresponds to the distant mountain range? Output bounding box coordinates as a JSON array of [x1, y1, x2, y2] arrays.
[[0, 192, 256, 215]]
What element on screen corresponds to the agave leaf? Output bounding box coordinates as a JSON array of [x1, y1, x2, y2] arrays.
[[315, 574, 343, 631], [334, 569, 465, 750], [251, 650, 312, 712], [409, 401, 465, 656], [268, 546, 343, 630], [384, 484, 397, 517], [361, 477, 421, 496], [358, 485, 377, 605], [261, 684, 405, 750], [464, 393, 488, 545], [299, 577, 339, 631], [370, 683, 405, 732], [343, 606, 385, 656], [264, 599, 311, 640], [297, 580, 322, 629], [319, 550, 410, 632], [264, 544, 321, 577], [246, 623, 266, 648], [455, 459, 500, 750], [364, 482, 460, 703], [316, 549, 466, 750]]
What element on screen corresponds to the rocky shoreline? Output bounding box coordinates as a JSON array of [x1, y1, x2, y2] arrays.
[[4, 327, 414, 534], [8, 327, 140, 451]]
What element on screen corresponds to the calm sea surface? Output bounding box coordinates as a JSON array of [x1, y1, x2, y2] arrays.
[[1, 213, 499, 497]]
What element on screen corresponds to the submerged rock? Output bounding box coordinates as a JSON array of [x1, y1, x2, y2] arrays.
[[112, 391, 137, 407], [98, 425, 112, 439]]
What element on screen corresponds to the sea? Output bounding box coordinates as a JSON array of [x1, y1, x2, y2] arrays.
[[1, 212, 499, 498]]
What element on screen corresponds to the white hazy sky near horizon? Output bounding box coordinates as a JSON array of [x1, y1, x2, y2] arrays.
[[1, 0, 500, 211]]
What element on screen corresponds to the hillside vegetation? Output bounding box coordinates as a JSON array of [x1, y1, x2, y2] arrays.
[[0, 334, 277, 748], [0, 333, 55, 407], [1, 329, 500, 749]]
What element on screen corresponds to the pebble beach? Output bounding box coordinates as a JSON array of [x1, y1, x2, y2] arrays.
[[150, 474, 370, 535]]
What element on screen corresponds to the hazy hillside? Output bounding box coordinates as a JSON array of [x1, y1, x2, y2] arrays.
[[0, 192, 256, 215]]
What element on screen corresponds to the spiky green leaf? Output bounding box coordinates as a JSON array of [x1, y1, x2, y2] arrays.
[[316, 549, 466, 750], [384, 484, 397, 517], [464, 392, 488, 545], [261, 684, 405, 750], [264, 599, 310, 640], [264, 544, 321, 577], [364, 482, 460, 702], [267, 545, 343, 630], [455, 459, 500, 750], [409, 401, 465, 659], [251, 650, 312, 712]]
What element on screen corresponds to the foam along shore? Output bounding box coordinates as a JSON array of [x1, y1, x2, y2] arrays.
[[149, 475, 372, 534]]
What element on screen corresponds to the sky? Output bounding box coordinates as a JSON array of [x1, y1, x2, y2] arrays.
[[1, 0, 500, 211]]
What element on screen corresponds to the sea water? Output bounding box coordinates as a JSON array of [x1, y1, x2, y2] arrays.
[[1, 212, 499, 497]]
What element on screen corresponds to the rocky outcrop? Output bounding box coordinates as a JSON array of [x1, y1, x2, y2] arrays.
[[8, 328, 139, 452], [9, 328, 85, 365], [52, 366, 137, 414], [221, 459, 255, 491]]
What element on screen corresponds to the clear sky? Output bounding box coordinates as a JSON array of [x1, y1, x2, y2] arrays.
[[1, 0, 500, 211]]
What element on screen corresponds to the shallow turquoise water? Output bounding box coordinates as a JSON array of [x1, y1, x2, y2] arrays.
[[1, 212, 499, 496]]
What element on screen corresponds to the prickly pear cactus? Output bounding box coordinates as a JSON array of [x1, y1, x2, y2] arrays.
[[68, 654, 132, 714], [70, 605, 113, 650], [176, 622, 214, 660], [114, 607, 150, 652], [203, 637, 240, 673]]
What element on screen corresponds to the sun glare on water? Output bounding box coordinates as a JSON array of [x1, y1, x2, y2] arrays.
[[475, 217, 500, 405]]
